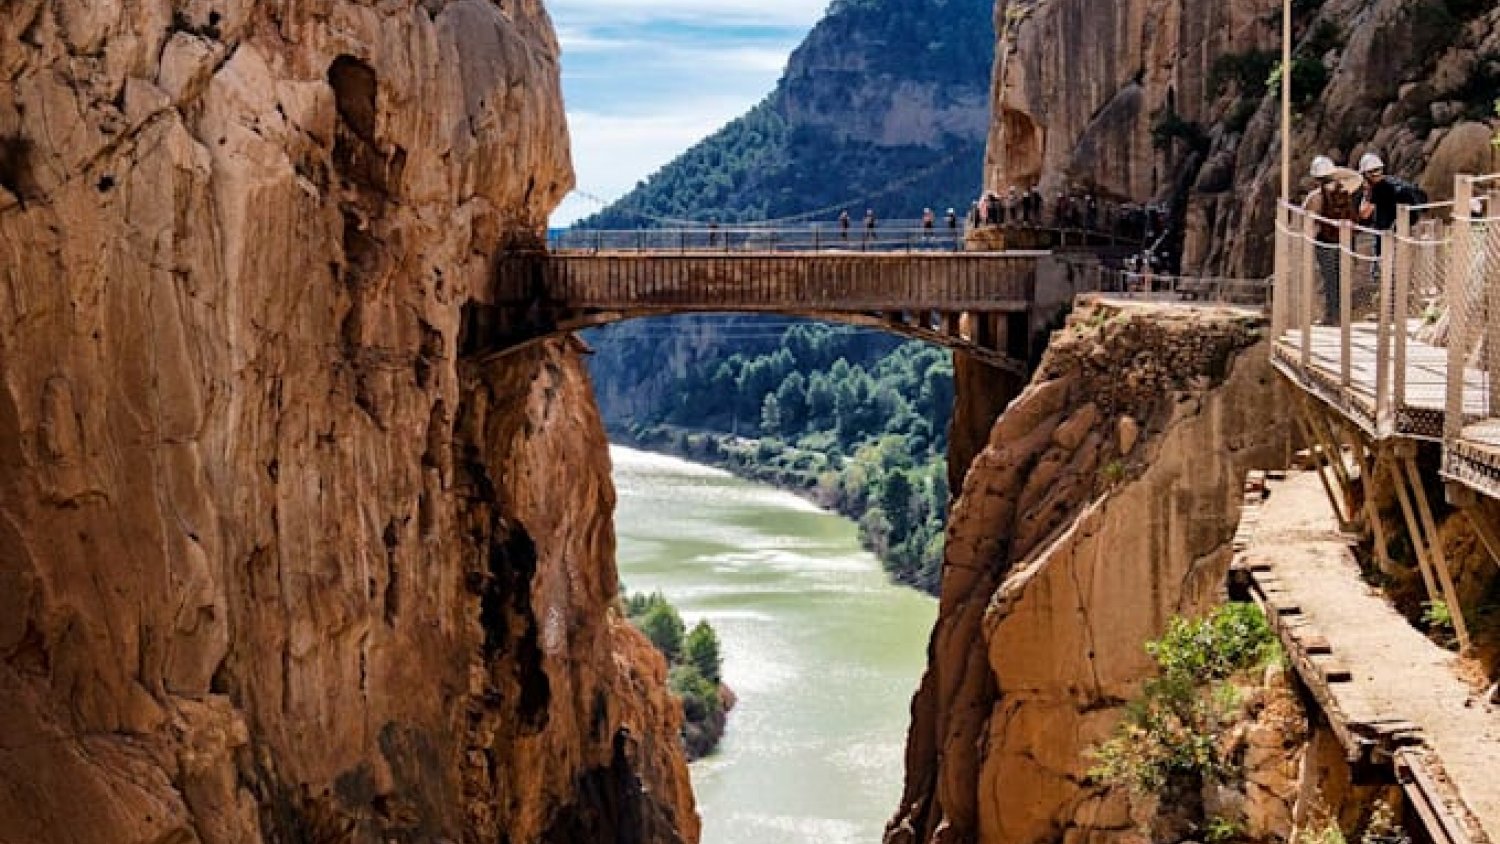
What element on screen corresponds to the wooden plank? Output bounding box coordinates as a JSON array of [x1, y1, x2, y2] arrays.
[[1298, 634, 1333, 655], [1316, 656, 1353, 683]]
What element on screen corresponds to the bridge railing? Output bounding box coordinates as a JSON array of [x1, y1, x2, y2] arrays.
[[549, 222, 1135, 254], [1093, 267, 1271, 309], [1271, 174, 1500, 467], [493, 251, 1040, 313], [551, 222, 965, 253], [1442, 175, 1500, 496]]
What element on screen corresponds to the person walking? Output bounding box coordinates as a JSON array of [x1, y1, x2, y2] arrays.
[[1303, 155, 1362, 325], [839, 209, 850, 241], [1355, 153, 1426, 282], [922, 207, 935, 241], [863, 208, 877, 243]]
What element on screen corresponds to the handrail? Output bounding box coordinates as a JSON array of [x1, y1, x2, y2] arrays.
[[1272, 174, 1500, 502], [546, 222, 1134, 254]]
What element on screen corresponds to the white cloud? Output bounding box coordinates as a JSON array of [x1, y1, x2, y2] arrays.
[[548, 0, 827, 226], [552, 102, 753, 225]]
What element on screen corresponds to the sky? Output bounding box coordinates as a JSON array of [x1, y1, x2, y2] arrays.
[[548, 0, 830, 227]]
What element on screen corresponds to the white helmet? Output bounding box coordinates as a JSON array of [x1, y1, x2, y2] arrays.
[[1358, 153, 1385, 174], [1309, 156, 1337, 179]]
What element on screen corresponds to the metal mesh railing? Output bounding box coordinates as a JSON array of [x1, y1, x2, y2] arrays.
[[1272, 174, 1500, 496], [1096, 268, 1271, 308], [1442, 177, 1500, 496], [550, 223, 968, 253], [548, 221, 1131, 254]]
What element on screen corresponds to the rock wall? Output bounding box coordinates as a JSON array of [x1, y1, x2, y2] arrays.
[[0, 2, 697, 842], [888, 301, 1292, 844], [987, 0, 1500, 275]]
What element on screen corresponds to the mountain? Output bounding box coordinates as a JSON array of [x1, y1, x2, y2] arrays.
[[576, 0, 995, 227]]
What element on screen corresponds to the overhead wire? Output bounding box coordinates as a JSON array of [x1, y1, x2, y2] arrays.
[[565, 147, 978, 228]]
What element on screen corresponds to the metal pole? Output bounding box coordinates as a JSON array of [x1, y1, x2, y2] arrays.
[[1280, 0, 1292, 205]]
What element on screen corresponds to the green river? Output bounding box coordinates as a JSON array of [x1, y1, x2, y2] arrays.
[[611, 446, 938, 844]]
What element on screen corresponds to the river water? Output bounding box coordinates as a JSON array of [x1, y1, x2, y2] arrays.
[[611, 446, 938, 844]]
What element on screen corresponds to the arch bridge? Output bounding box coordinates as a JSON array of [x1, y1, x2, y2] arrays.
[[470, 227, 1114, 375]]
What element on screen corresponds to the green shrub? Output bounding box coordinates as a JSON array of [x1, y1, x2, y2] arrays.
[[1149, 602, 1279, 682], [1210, 51, 1276, 98], [1090, 604, 1278, 794], [669, 664, 722, 722], [1207, 815, 1245, 844], [685, 620, 723, 684], [637, 601, 686, 662]]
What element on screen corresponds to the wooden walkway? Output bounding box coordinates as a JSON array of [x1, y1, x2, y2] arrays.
[[1233, 472, 1499, 844], [1272, 324, 1500, 499]]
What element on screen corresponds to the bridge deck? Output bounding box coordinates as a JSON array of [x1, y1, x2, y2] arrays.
[[494, 251, 1042, 313], [1273, 326, 1500, 498]]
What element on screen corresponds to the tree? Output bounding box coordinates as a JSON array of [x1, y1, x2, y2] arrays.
[[806, 373, 836, 428], [760, 393, 782, 435], [638, 602, 685, 662], [685, 621, 722, 684], [775, 372, 809, 433], [880, 470, 915, 541]]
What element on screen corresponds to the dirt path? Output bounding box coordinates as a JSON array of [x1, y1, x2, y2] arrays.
[[1254, 472, 1499, 838]]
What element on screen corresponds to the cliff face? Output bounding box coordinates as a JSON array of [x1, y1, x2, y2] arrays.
[[0, 2, 696, 842], [987, 0, 1500, 274], [888, 301, 1291, 844]]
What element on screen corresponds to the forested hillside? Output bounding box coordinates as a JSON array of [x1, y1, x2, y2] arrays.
[[576, 0, 994, 226]]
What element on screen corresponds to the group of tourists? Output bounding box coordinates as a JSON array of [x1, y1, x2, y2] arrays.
[[1301, 153, 1428, 323], [967, 185, 1168, 243], [969, 186, 1048, 227], [834, 207, 961, 241]]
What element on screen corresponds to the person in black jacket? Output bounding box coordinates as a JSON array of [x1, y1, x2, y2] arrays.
[[1356, 153, 1427, 233]]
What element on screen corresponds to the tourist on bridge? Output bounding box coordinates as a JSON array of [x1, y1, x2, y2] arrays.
[[1303, 155, 1362, 325], [1355, 153, 1426, 233], [968, 201, 981, 228], [864, 209, 877, 241], [839, 209, 850, 240], [984, 192, 1001, 226], [922, 207, 935, 240], [1354, 153, 1426, 281], [946, 207, 958, 232]]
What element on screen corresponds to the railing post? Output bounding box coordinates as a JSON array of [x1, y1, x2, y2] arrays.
[[1272, 203, 1288, 339], [1376, 229, 1394, 433], [1445, 175, 1475, 445], [1487, 191, 1500, 420], [1394, 206, 1412, 410], [1339, 220, 1353, 391], [1301, 211, 1317, 369]]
